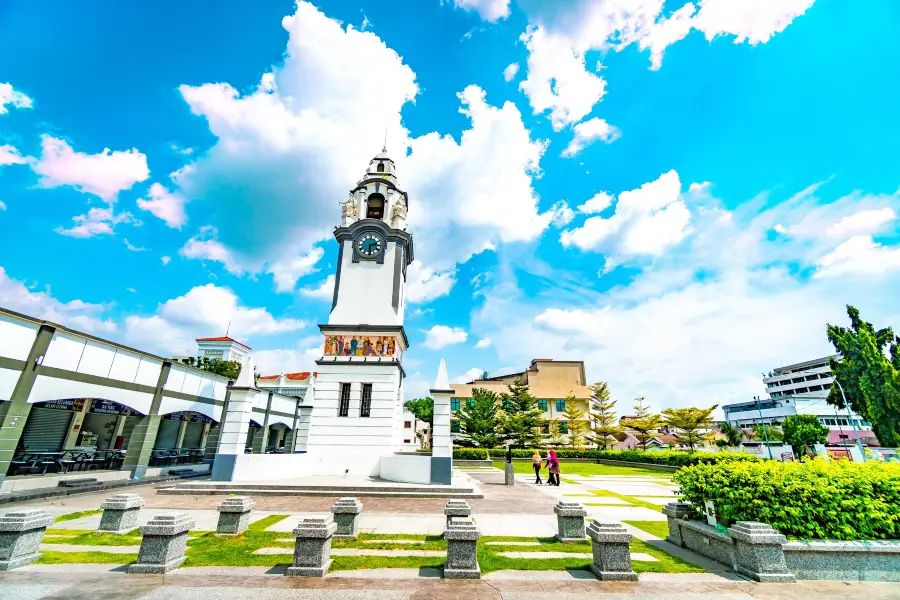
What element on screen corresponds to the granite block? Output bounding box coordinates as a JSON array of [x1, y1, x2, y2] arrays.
[[662, 501, 692, 547], [784, 540, 900, 582], [444, 518, 481, 580], [728, 521, 795, 583], [98, 494, 145, 534], [444, 500, 472, 529], [216, 497, 255, 535], [286, 517, 336, 577], [127, 513, 194, 574], [0, 509, 53, 571], [554, 501, 586, 542], [504, 463, 515, 486], [331, 498, 363, 538], [586, 522, 637, 582]]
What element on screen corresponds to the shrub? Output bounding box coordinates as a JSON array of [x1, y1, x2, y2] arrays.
[[450, 447, 758, 467], [673, 459, 900, 540]]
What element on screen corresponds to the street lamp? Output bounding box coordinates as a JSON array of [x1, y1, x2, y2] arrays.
[[753, 396, 773, 460], [832, 379, 866, 463]]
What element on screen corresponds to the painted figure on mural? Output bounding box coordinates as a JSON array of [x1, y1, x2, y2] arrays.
[[324, 335, 398, 357]]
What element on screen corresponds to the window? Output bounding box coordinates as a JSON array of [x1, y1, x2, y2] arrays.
[[404, 421, 412, 429], [451, 398, 460, 411], [556, 399, 566, 412], [467, 398, 475, 407], [403, 439, 411, 443], [339, 383, 351, 417], [366, 193, 385, 219], [538, 399, 548, 411], [825, 418, 836, 426], [360, 383, 372, 417], [451, 420, 460, 433], [560, 421, 568, 434], [377, 162, 385, 173]]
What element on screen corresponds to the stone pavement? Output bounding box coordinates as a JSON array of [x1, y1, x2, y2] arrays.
[[1, 568, 899, 599]]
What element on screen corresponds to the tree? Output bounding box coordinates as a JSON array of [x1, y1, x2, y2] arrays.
[[661, 405, 718, 452], [826, 305, 900, 447], [180, 356, 242, 380], [404, 397, 434, 447], [499, 379, 545, 448], [782, 414, 829, 456], [561, 395, 586, 448], [718, 422, 745, 447], [622, 397, 662, 451], [548, 419, 566, 446], [750, 424, 783, 442], [588, 382, 622, 450], [455, 388, 503, 448]]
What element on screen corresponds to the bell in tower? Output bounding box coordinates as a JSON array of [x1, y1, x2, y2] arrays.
[[340, 146, 408, 231]]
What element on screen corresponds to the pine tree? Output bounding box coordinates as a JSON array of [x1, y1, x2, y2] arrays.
[[661, 405, 718, 452], [561, 395, 586, 448], [623, 397, 662, 451], [548, 419, 565, 446], [499, 379, 545, 448], [455, 388, 502, 448], [588, 381, 622, 450]]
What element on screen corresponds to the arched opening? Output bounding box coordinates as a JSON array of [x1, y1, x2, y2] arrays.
[[366, 193, 385, 219], [149, 411, 213, 466], [377, 162, 385, 173], [266, 422, 292, 453]]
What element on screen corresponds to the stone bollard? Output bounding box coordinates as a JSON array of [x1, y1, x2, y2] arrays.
[[728, 522, 796, 583], [554, 501, 587, 542], [128, 513, 194, 573], [331, 498, 363, 538], [586, 521, 638, 581], [98, 493, 145, 534], [444, 517, 481, 579], [444, 500, 472, 530], [216, 497, 255, 535], [0, 509, 53, 571], [286, 517, 336, 577], [504, 463, 515, 486], [662, 501, 692, 547]]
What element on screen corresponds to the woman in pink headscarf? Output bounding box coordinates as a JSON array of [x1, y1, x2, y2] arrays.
[[546, 449, 560, 486]]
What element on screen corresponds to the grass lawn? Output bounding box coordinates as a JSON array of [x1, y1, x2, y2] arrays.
[[587, 489, 666, 513], [623, 520, 670, 539], [493, 461, 671, 478], [54, 509, 103, 523]]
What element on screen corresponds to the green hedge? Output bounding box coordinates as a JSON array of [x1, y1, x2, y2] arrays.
[[674, 459, 900, 540], [451, 448, 758, 467]]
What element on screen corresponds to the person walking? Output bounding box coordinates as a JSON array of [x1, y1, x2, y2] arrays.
[[532, 449, 543, 484], [547, 449, 560, 486]]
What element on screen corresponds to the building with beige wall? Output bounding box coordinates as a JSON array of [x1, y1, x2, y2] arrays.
[[449, 359, 593, 446]]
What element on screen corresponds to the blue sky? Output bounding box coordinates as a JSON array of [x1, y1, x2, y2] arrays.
[[1, 0, 899, 410]]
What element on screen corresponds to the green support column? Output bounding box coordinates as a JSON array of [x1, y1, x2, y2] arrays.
[[285, 399, 301, 453], [0, 324, 56, 486], [122, 362, 171, 478], [251, 392, 273, 453]]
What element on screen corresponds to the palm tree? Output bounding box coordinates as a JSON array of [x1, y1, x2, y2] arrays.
[[718, 422, 745, 447]]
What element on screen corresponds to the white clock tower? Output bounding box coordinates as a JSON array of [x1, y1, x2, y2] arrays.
[[303, 147, 414, 476]]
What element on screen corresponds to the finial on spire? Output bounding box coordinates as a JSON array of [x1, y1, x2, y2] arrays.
[[383, 126, 388, 153], [434, 358, 450, 390]]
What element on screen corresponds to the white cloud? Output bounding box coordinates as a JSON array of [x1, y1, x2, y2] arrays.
[[452, 0, 511, 22], [548, 200, 575, 227], [124, 239, 147, 252], [169, 2, 553, 304], [453, 367, 485, 384], [299, 274, 334, 300], [560, 170, 691, 266], [404, 264, 457, 304], [268, 247, 325, 293], [815, 236, 900, 279], [0, 145, 29, 167], [515, 0, 815, 127], [124, 283, 305, 355], [475, 338, 492, 348], [561, 118, 621, 157], [825, 208, 896, 239], [518, 26, 606, 131], [578, 191, 613, 215], [179, 226, 244, 274], [32, 135, 149, 201], [0, 266, 115, 334], [253, 345, 322, 375], [170, 144, 194, 155], [503, 63, 520, 81], [424, 325, 468, 350], [0, 83, 32, 114], [689, 181, 711, 193], [161, 256, 172, 266], [0, 201, 6, 211], [137, 183, 188, 229], [56, 207, 138, 239]]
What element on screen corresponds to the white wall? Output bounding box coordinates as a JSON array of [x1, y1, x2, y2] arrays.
[[0, 367, 20, 401], [329, 240, 405, 326], [0, 314, 38, 361], [229, 452, 314, 481], [28, 375, 155, 415], [158, 395, 223, 421], [381, 454, 430, 484]]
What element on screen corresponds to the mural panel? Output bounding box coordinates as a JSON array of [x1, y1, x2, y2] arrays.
[[323, 335, 400, 358]]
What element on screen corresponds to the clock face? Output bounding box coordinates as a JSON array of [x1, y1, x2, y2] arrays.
[[356, 233, 384, 258]]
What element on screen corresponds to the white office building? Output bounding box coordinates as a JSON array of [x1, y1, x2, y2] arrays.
[[721, 355, 878, 446]]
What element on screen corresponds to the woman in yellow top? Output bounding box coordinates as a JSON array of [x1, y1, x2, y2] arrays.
[[531, 449, 543, 485]]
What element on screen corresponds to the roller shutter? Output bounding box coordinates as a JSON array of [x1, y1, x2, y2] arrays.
[[20, 408, 71, 452], [155, 419, 181, 449], [182, 421, 204, 449]]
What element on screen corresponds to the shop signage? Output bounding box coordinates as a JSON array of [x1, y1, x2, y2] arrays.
[[40, 398, 86, 412], [90, 399, 131, 416], [164, 411, 211, 423]]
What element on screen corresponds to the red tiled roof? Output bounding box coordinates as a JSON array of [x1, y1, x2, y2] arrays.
[[257, 375, 279, 380], [828, 429, 876, 445], [195, 336, 251, 350], [257, 372, 316, 381]]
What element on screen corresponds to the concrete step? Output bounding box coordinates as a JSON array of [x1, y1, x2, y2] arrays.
[[156, 487, 483, 499], [164, 483, 476, 494]]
